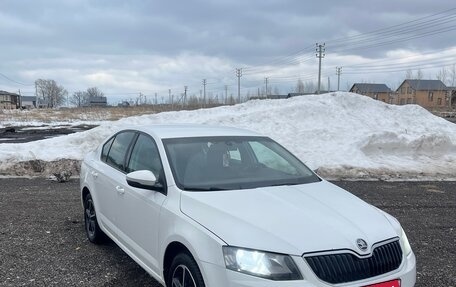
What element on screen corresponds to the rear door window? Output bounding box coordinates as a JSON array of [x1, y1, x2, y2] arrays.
[[101, 137, 115, 162], [106, 131, 136, 171]]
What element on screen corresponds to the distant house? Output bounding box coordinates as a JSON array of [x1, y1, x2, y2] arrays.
[[118, 101, 130, 107], [350, 83, 393, 103], [87, 96, 107, 107], [21, 96, 37, 109], [0, 90, 20, 109], [396, 79, 447, 108]]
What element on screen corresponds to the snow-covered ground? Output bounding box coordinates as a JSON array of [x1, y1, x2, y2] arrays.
[[1, 92, 456, 180]]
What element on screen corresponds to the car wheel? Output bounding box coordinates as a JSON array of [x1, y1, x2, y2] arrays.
[[84, 193, 105, 244], [167, 253, 205, 287]]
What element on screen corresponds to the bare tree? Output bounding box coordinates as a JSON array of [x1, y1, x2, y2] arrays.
[[227, 94, 236, 105], [134, 93, 147, 106], [69, 87, 105, 107], [273, 86, 280, 95], [449, 64, 456, 87], [436, 67, 448, 85], [405, 69, 413, 79], [304, 81, 316, 93], [187, 95, 200, 106], [35, 79, 68, 108], [70, 91, 87, 107], [416, 69, 423, 80], [295, 79, 305, 93], [86, 87, 104, 98]]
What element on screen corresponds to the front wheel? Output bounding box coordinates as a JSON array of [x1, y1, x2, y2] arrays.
[[84, 193, 106, 244], [167, 253, 205, 287]]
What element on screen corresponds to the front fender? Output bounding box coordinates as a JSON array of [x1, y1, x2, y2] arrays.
[[158, 188, 227, 283]]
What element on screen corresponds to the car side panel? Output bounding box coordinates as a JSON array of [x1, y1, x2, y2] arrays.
[[116, 183, 166, 276], [89, 159, 124, 234]]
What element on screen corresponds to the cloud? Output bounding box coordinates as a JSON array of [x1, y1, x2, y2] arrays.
[[0, 0, 455, 101]]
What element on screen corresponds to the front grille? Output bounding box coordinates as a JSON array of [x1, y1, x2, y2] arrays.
[[304, 240, 403, 284]]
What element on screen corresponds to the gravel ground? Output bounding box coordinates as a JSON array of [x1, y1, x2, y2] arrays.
[[0, 179, 455, 286]]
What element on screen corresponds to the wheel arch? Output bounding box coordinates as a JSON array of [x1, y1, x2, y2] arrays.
[[163, 241, 194, 281], [82, 186, 90, 203]]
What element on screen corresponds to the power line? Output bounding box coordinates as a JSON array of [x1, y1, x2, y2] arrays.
[[243, 44, 315, 72], [327, 8, 456, 47], [0, 72, 34, 86], [241, 8, 456, 89]]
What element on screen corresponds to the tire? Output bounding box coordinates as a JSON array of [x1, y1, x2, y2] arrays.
[[83, 193, 106, 244], [167, 253, 205, 287]]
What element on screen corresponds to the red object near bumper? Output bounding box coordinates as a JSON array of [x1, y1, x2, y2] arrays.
[[365, 279, 401, 287]]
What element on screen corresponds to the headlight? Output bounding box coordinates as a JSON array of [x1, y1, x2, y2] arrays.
[[222, 246, 302, 280], [400, 227, 412, 255]]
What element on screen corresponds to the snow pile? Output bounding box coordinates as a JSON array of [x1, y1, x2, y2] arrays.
[[1, 92, 456, 179]]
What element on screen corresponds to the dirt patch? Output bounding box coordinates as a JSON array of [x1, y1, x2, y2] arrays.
[[0, 159, 81, 178], [316, 166, 456, 181]]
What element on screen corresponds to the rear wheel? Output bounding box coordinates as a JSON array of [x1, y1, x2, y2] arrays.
[[167, 253, 205, 287], [84, 193, 105, 244]]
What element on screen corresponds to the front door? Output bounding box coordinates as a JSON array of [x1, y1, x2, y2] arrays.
[[116, 133, 167, 275]]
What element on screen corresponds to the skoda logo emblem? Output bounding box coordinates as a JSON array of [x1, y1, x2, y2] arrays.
[[356, 239, 368, 251]]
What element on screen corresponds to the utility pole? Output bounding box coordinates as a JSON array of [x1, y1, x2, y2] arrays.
[[236, 68, 242, 103], [264, 77, 269, 97], [18, 89, 22, 109], [35, 81, 38, 108], [184, 86, 188, 107], [316, 43, 325, 95], [168, 89, 171, 106], [155, 92, 158, 105], [224, 85, 228, 105], [336, 67, 342, 91], [327, 77, 330, 93], [202, 79, 207, 106]]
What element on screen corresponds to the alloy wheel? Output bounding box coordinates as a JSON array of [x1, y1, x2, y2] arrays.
[[171, 264, 197, 287], [85, 198, 97, 237]]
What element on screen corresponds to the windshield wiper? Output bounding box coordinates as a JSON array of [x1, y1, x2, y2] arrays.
[[184, 186, 229, 191], [268, 181, 302, 187]]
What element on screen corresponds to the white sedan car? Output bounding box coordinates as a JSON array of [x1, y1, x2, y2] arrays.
[[80, 124, 416, 287]]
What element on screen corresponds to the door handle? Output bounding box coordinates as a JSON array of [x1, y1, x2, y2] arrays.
[[91, 171, 98, 178], [116, 186, 125, 195]]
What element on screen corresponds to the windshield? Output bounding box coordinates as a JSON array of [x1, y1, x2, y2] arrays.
[[163, 136, 320, 191]]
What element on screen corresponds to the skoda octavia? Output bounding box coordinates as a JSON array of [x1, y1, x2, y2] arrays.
[[80, 124, 416, 287]]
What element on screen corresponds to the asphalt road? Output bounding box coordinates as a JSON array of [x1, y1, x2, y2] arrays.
[[0, 179, 454, 287]]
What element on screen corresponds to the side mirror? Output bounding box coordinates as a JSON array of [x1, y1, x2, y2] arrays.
[[126, 170, 157, 190]]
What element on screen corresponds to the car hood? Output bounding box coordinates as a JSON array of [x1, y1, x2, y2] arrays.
[[180, 180, 399, 255]]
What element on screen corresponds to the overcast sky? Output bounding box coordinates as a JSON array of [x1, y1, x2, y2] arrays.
[[0, 0, 455, 104]]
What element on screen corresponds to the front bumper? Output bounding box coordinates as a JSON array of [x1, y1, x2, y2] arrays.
[[200, 251, 416, 287]]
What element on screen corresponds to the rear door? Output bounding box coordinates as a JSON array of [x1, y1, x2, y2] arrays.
[[93, 131, 136, 234]]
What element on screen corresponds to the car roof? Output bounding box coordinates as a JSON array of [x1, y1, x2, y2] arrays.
[[123, 124, 263, 139]]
